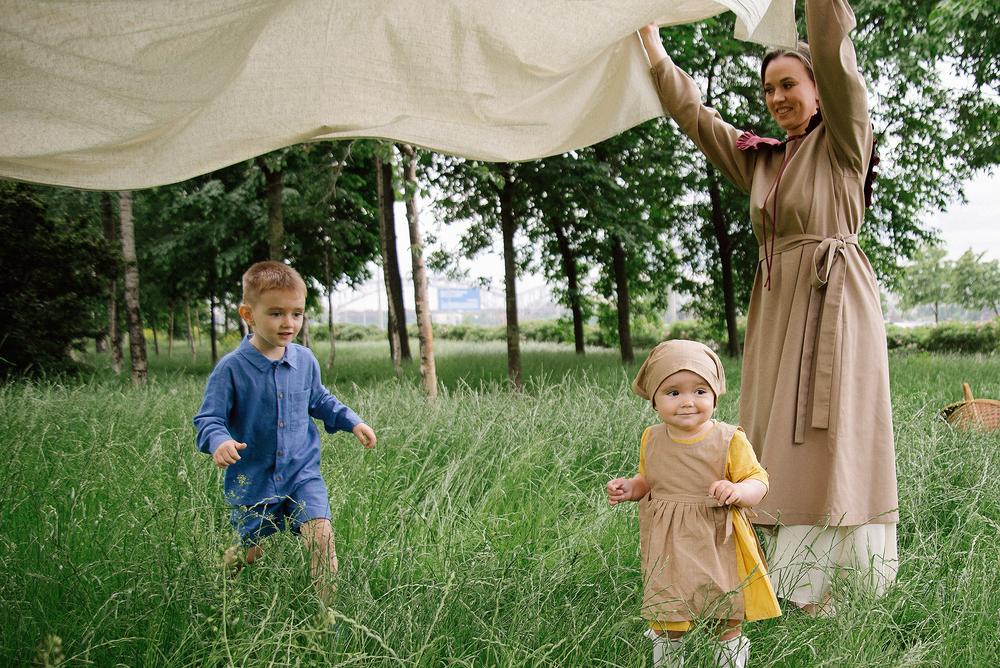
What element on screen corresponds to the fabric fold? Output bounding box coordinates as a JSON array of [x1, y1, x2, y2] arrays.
[[0, 0, 795, 189]]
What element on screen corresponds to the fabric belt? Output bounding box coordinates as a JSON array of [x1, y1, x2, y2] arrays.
[[649, 492, 736, 544], [756, 232, 859, 444]]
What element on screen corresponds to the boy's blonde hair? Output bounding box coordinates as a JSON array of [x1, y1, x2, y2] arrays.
[[241, 261, 307, 305]]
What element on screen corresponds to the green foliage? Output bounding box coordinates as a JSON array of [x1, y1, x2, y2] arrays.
[[655, 18, 770, 344], [664, 318, 748, 351], [886, 320, 1000, 354], [309, 323, 384, 343], [2, 344, 999, 665], [281, 141, 381, 294], [896, 244, 951, 321], [0, 181, 117, 375], [951, 250, 1000, 316], [896, 245, 1000, 322], [404, 318, 749, 352], [851, 0, 997, 280]]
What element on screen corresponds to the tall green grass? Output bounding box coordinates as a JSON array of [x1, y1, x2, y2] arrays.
[[1, 342, 998, 666]]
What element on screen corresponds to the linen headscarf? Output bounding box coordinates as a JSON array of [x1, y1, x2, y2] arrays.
[[632, 339, 726, 405]]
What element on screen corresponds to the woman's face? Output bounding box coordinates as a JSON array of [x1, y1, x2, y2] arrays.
[[762, 55, 818, 137]]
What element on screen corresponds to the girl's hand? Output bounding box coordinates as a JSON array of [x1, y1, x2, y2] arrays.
[[709, 479, 767, 507], [709, 479, 743, 506], [607, 477, 634, 505]]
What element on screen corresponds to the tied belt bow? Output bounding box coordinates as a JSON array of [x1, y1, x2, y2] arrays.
[[756, 233, 859, 444]]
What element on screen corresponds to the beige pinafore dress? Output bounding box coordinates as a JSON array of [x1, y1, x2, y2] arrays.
[[639, 422, 746, 623]]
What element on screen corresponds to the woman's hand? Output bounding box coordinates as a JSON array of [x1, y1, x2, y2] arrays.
[[638, 23, 668, 67]]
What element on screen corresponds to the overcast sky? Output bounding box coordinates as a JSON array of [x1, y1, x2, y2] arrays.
[[926, 169, 999, 261]]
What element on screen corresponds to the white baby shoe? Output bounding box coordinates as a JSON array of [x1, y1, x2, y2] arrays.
[[714, 634, 750, 668], [645, 628, 684, 668]]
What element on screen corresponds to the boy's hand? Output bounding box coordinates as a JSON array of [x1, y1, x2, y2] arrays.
[[353, 423, 377, 449], [607, 477, 634, 505], [213, 439, 247, 468], [709, 480, 743, 506]]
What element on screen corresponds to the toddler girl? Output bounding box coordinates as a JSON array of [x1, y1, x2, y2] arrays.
[[607, 340, 780, 667]]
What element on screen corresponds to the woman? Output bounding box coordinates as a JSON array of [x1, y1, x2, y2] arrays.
[[638, 0, 898, 614]]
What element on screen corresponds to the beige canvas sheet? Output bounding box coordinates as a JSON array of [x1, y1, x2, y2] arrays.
[[0, 1, 794, 190]]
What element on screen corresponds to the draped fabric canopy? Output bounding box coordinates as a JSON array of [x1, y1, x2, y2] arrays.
[[0, 1, 794, 190]]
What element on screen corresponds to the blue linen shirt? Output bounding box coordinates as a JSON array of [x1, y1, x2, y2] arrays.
[[193, 335, 362, 507]]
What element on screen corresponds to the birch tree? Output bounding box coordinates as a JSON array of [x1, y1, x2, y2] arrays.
[[400, 144, 438, 399], [118, 191, 147, 384]]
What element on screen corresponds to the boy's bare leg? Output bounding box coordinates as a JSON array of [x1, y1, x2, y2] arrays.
[[300, 518, 338, 604], [223, 544, 264, 577]]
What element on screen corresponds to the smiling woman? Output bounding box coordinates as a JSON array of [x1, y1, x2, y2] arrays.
[[760, 44, 819, 137]]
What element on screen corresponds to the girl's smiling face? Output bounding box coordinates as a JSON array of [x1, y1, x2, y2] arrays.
[[653, 370, 716, 437], [763, 55, 819, 137]]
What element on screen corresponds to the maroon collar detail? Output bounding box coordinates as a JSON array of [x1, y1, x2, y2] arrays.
[[736, 109, 879, 208], [736, 110, 824, 153]]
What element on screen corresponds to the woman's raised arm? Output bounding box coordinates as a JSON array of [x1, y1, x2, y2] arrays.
[[806, 0, 873, 172], [640, 24, 756, 194]]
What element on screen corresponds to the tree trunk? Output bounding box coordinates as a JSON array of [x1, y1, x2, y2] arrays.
[[300, 315, 311, 348], [376, 155, 403, 377], [101, 193, 123, 374], [323, 248, 337, 369], [707, 166, 741, 357], [400, 144, 438, 399], [118, 191, 147, 385], [151, 318, 159, 356], [611, 233, 634, 364], [500, 164, 523, 390], [94, 334, 106, 353], [380, 155, 411, 360], [238, 282, 249, 338], [552, 219, 585, 355], [209, 296, 218, 365], [259, 158, 284, 261], [186, 301, 196, 361], [167, 304, 174, 358]]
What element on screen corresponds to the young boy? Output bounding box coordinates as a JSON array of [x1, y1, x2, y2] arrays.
[[194, 261, 376, 600]]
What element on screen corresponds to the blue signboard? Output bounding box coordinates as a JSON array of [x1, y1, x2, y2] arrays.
[[438, 287, 480, 311]]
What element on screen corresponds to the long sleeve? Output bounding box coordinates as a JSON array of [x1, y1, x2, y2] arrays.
[[806, 0, 872, 172], [649, 55, 756, 194], [307, 355, 362, 434], [193, 364, 235, 455]]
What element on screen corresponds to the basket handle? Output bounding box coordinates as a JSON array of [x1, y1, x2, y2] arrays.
[[962, 383, 974, 402]]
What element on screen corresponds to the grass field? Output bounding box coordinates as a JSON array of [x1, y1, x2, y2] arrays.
[[2, 341, 998, 667]]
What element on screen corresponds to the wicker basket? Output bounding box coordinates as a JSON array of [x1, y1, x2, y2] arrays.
[[939, 383, 1000, 431]]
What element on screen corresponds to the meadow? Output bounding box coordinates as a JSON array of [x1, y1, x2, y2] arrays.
[[2, 341, 998, 667]]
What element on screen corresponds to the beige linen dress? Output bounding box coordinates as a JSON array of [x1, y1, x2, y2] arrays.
[[648, 0, 899, 603], [639, 421, 767, 623]]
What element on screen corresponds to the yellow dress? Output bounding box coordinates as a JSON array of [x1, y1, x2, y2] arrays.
[[638, 423, 781, 632]]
